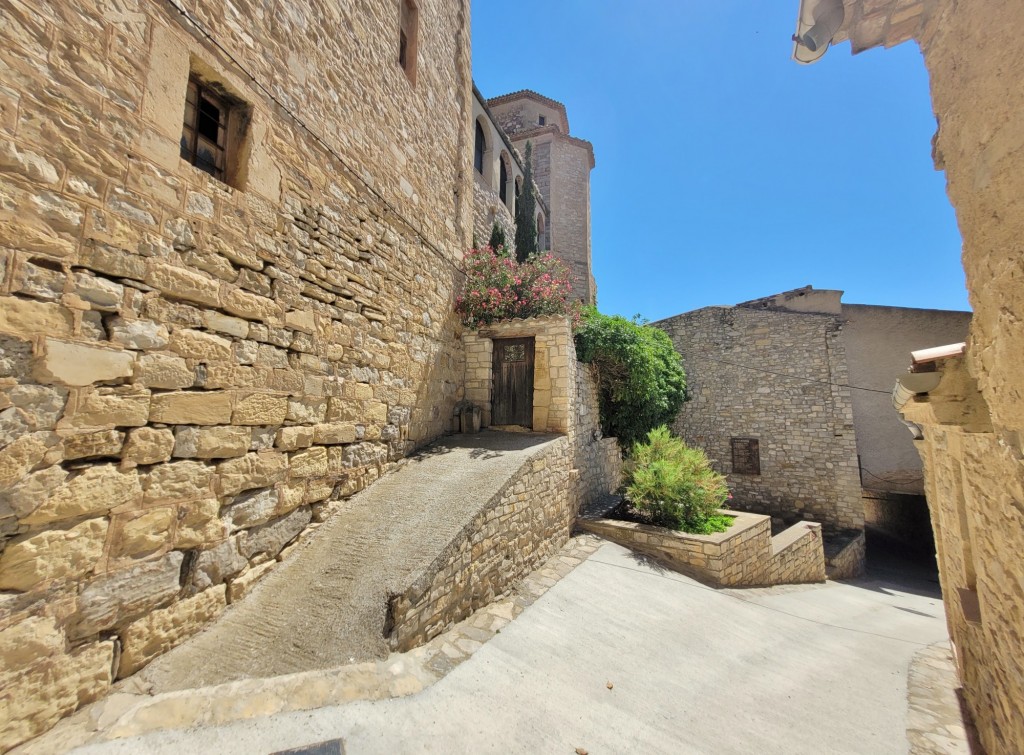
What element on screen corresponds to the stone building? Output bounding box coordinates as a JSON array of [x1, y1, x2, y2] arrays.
[[487, 90, 596, 304], [653, 286, 969, 565], [792, 2, 1024, 751], [0, 0, 474, 747], [470, 85, 549, 256]]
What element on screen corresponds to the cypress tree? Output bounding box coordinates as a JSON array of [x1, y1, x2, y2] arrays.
[[514, 141, 537, 263], [488, 221, 507, 253]]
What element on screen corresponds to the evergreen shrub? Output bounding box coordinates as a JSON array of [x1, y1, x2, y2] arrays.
[[624, 426, 731, 534]]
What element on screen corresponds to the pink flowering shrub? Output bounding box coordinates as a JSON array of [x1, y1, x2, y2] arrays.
[[456, 246, 580, 328]]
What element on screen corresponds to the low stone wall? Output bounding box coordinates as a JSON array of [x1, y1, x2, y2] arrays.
[[387, 437, 574, 650], [824, 530, 867, 580], [580, 510, 825, 587]]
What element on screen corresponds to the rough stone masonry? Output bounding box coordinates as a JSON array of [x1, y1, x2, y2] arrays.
[[0, 0, 474, 749]]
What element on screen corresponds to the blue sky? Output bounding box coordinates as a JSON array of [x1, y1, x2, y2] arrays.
[[471, 1, 969, 321]]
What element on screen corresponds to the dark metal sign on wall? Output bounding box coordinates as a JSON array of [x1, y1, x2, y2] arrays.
[[731, 437, 761, 475]]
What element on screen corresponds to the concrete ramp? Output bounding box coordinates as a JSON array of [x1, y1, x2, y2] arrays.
[[136, 431, 559, 693]]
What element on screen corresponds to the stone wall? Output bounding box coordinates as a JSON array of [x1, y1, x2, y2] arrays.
[[842, 304, 970, 495], [0, 0, 472, 749], [653, 306, 863, 533], [899, 355, 1024, 754], [581, 510, 826, 588], [471, 174, 515, 251]]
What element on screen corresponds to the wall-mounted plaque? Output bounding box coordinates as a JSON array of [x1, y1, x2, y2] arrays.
[[731, 437, 760, 475]]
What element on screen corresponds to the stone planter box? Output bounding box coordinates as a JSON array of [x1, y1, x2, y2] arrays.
[[580, 508, 826, 587]]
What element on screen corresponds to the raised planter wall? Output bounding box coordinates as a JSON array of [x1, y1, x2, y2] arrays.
[[580, 510, 826, 588]]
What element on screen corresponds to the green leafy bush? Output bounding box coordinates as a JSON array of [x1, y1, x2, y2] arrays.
[[574, 309, 687, 447], [488, 222, 507, 253], [624, 426, 731, 534]]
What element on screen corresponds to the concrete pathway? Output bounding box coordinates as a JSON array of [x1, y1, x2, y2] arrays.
[[136, 431, 559, 692], [77, 540, 953, 755]]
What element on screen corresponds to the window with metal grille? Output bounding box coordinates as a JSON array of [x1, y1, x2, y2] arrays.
[[538, 115, 546, 126], [180, 77, 228, 182], [399, 0, 418, 82]]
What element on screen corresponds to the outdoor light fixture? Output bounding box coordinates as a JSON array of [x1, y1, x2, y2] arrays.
[[792, 0, 846, 65]]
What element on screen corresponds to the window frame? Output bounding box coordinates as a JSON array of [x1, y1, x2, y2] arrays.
[[181, 76, 230, 183]]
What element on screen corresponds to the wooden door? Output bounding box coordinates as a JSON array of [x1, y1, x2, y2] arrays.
[[492, 337, 535, 427]]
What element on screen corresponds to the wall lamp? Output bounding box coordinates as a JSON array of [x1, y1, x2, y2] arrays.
[[792, 0, 846, 64]]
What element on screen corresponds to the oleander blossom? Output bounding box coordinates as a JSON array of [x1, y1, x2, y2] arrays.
[[456, 246, 581, 328]]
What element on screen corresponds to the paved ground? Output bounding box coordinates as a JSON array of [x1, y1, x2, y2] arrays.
[[80, 540, 950, 755], [137, 431, 559, 692]]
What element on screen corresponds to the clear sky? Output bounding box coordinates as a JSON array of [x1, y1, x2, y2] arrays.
[[471, 1, 970, 321]]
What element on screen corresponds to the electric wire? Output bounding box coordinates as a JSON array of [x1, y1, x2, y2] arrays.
[[692, 353, 894, 394]]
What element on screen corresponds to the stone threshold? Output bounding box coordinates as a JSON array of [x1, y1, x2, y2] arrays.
[[15, 535, 605, 755]]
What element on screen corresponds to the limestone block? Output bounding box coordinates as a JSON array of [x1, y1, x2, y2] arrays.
[[145, 262, 221, 306], [222, 487, 280, 530], [34, 339, 134, 387], [20, 465, 141, 526], [313, 423, 357, 445], [62, 429, 124, 460], [250, 426, 276, 451], [7, 384, 66, 431], [174, 497, 225, 548], [169, 328, 232, 362], [72, 272, 123, 310], [203, 310, 250, 338], [286, 396, 328, 423], [108, 318, 169, 350], [276, 425, 314, 451], [65, 387, 150, 428], [110, 506, 176, 559], [118, 585, 227, 677], [0, 641, 114, 751], [0, 518, 108, 591], [232, 392, 288, 425], [221, 287, 282, 322], [143, 460, 214, 502], [227, 559, 276, 603], [122, 427, 175, 465], [284, 309, 316, 334], [78, 243, 147, 281], [0, 296, 73, 337], [150, 391, 233, 425], [217, 451, 288, 496], [69, 551, 184, 638], [173, 425, 250, 459], [0, 433, 53, 488], [1, 466, 67, 520], [0, 616, 64, 672], [12, 261, 64, 300], [304, 478, 335, 503], [239, 505, 311, 560], [289, 446, 329, 477], [134, 353, 193, 389]]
